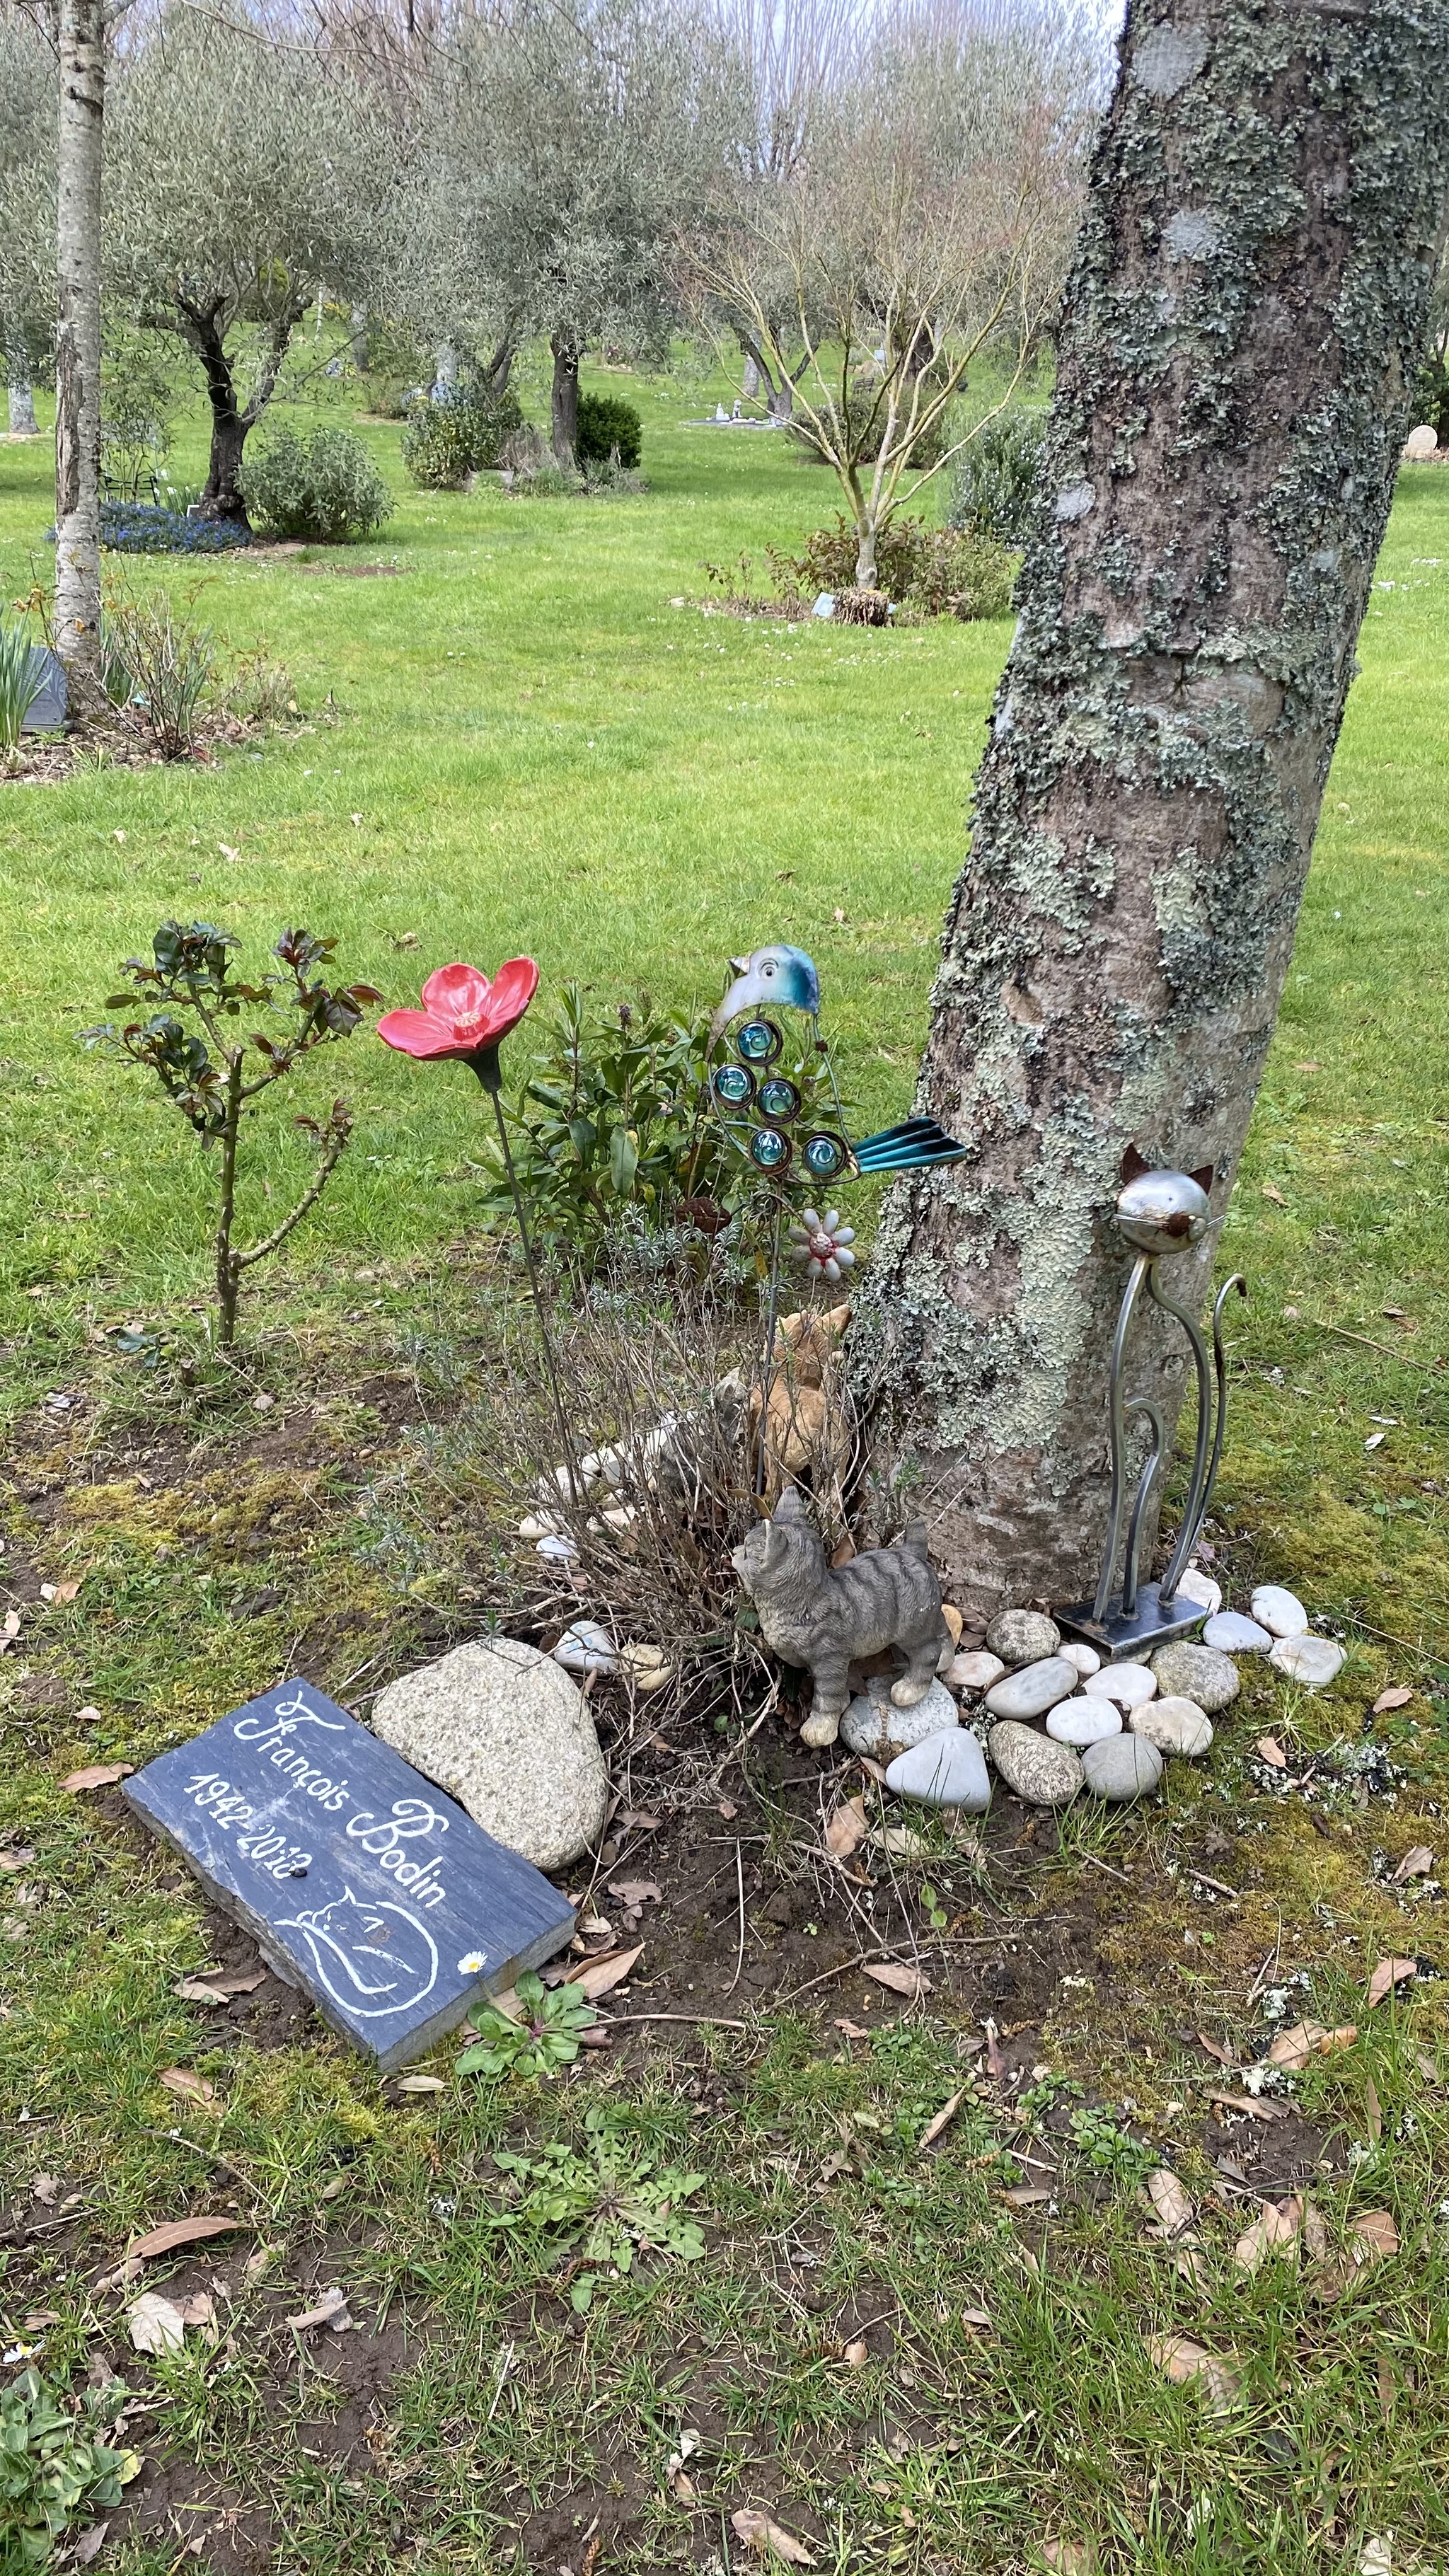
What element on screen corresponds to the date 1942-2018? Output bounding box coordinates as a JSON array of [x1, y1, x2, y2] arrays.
[[185, 1771, 313, 1881]]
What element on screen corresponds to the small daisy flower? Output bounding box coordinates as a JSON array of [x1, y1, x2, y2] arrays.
[[456, 1951, 487, 1975], [789, 1206, 857, 1283]]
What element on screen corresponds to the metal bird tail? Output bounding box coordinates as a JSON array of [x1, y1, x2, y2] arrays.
[[850, 1116, 966, 1174]]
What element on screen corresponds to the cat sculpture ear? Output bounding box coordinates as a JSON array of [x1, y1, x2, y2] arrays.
[[1119, 1142, 1150, 1184], [1190, 1162, 1215, 1195]]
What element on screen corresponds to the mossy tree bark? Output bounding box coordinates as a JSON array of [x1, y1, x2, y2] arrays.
[[53, 0, 105, 706], [851, 0, 1449, 1623]]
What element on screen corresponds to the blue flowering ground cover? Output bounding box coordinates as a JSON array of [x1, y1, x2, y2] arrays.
[[43, 503, 253, 554]]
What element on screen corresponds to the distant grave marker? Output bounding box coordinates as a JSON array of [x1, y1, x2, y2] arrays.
[[125, 1678, 575, 2070], [22, 645, 67, 732]]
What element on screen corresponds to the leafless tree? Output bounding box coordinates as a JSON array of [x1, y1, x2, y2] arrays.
[[686, 5, 1089, 585], [0, 6, 54, 434]]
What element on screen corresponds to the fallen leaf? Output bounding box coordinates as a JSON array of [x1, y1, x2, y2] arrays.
[[960, 2305, 991, 2328], [1147, 2169, 1194, 2237], [127, 2292, 187, 2355], [395, 2074, 445, 2093], [0, 1848, 34, 1874], [717, 1801, 739, 1820], [1267, 2021, 1358, 2070], [1003, 2187, 1053, 2207], [61, 1763, 133, 1792], [1367, 1957, 1416, 2009], [1196, 2031, 1235, 2067], [127, 2214, 245, 2263], [1234, 2199, 1301, 2275], [1392, 1845, 1434, 1883], [1262, 1183, 1288, 1206], [857, 1754, 889, 1785], [862, 1960, 931, 2000], [1146, 2333, 1240, 2410], [49, 1580, 81, 1602], [159, 2068, 219, 2115], [23, 2313, 60, 2330], [1207, 2092, 1293, 2122], [983, 2016, 1006, 2078], [567, 1943, 644, 1999], [242, 2244, 281, 2286], [1254, 1737, 1288, 1769], [824, 1796, 868, 1861], [174, 1968, 267, 2001], [1172, 2244, 1209, 2288], [1365, 2075, 1382, 2144], [178, 2292, 217, 2334], [606, 1878, 662, 1908], [842, 2338, 868, 2367], [613, 1809, 660, 1832], [1041, 2546, 1096, 2575], [73, 2524, 109, 2567], [1374, 1686, 1414, 1714], [319, 2176, 348, 2201], [287, 2285, 354, 2332], [731, 2509, 815, 2565], [1365, 1431, 1387, 1452], [1351, 2209, 1399, 2261], [918, 2090, 964, 2151], [1300, 2200, 1329, 2263], [833, 2018, 871, 2040]]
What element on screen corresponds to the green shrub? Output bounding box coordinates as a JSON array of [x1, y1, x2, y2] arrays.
[[241, 425, 393, 543], [400, 383, 525, 488], [768, 514, 1016, 622], [0, 2366, 142, 2563], [575, 392, 642, 469], [948, 409, 1046, 548]]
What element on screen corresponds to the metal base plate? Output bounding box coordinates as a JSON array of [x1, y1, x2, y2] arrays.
[[1056, 1581, 1206, 1663]]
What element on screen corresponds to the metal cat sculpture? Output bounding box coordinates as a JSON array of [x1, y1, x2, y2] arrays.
[[706, 943, 967, 1188]]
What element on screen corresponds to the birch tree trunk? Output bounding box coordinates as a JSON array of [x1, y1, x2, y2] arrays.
[[850, 0, 1449, 1624], [54, 0, 105, 705]]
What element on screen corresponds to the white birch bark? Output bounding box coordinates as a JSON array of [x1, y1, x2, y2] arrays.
[[54, 0, 105, 703]]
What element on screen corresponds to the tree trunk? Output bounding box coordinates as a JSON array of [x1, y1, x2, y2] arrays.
[[349, 304, 370, 371], [483, 335, 516, 397], [7, 352, 37, 436], [853, 514, 878, 589], [53, 0, 105, 707], [182, 305, 252, 524], [550, 329, 580, 465], [850, 0, 1449, 1624]]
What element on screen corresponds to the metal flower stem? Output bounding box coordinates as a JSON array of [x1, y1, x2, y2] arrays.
[[476, 1061, 583, 1510], [754, 1198, 785, 1499]]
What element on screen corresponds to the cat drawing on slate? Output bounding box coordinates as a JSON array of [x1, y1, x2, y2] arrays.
[[277, 1883, 439, 2019], [732, 1487, 950, 1749]]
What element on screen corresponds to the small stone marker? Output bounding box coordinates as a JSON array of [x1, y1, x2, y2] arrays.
[[124, 1678, 575, 2072], [22, 645, 67, 732]]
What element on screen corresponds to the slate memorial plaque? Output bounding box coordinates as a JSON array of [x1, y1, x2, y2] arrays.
[[21, 645, 67, 732], [125, 1677, 576, 2071]]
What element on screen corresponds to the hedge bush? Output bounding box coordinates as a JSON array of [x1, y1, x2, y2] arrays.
[[575, 392, 642, 469], [241, 426, 393, 543], [948, 410, 1046, 549], [401, 384, 524, 488]]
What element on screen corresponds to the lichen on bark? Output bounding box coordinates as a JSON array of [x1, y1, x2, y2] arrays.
[[851, 0, 1449, 1622]]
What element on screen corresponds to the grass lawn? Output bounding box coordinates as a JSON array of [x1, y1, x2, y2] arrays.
[[0, 364, 1446, 2575]]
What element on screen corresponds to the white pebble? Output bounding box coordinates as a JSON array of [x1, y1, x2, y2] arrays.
[[1046, 1697, 1122, 1747], [1082, 1660, 1158, 1710], [1131, 1696, 1213, 1758], [1269, 1632, 1346, 1688], [1058, 1641, 1102, 1676], [1175, 1565, 1223, 1616], [1251, 1583, 1309, 1638], [1203, 1611, 1271, 1654]]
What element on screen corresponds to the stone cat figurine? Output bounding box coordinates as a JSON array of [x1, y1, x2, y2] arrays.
[[732, 1488, 951, 1750]]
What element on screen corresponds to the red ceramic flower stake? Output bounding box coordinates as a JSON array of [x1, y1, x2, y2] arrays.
[[378, 961, 581, 1504]]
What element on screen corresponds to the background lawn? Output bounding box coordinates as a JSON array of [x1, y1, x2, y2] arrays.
[[1, 366, 1447, 2576]]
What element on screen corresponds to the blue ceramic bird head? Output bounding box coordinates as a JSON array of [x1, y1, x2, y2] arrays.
[[709, 943, 821, 1046]]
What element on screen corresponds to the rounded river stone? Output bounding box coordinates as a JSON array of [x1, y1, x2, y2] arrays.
[[984, 1655, 1080, 1721], [947, 1649, 1006, 1694], [1083, 1660, 1156, 1711], [988, 1721, 1083, 1807], [1082, 1732, 1164, 1801], [1203, 1610, 1271, 1655], [1131, 1695, 1213, 1758], [985, 1608, 1061, 1668], [884, 1726, 991, 1813], [1046, 1697, 1121, 1748], [1151, 1640, 1240, 1712], [1058, 1640, 1101, 1676], [371, 1636, 607, 1871], [1175, 1565, 1223, 1616], [1251, 1583, 1309, 1638], [1269, 1632, 1346, 1688], [841, 1675, 959, 1762]]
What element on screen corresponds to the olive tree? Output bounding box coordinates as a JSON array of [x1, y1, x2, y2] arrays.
[[108, 10, 389, 523], [0, 6, 54, 436], [686, 7, 1090, 584], [850, 0, 1449, 1619], [405, 0, 736, 465]]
